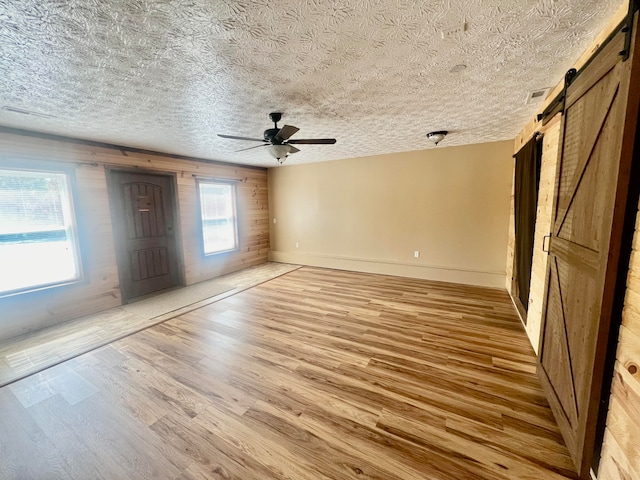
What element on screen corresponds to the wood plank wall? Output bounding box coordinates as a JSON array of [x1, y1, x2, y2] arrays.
[[0, 130, 269, 341], [523, 118, 561, 354], [506, 2, 639, 478], [505, 174, 516, 296], [597, 194, 640, 480]]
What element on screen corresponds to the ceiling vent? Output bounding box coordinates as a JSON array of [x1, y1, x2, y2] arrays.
[[1, 106, 57, 119], [525, 88, 551, 105]]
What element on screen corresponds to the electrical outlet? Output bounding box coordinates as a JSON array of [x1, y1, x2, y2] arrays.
[[273, 218, 277, 224], [441, 22, 467, 39], [295, 242, 299, 248], [414, 250, 420, 258]]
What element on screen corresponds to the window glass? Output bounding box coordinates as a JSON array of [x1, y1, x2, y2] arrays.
[[197, 181, 238, 255], [0, 168, 82, 295]]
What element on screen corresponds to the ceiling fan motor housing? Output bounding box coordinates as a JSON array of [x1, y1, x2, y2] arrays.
[[264, 128, 282, 143], [217, 111, 336, 161], [266, 112, 284, 143]]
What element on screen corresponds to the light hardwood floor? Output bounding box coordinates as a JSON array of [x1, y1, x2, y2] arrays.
[[0, 267, 577, 479], [0, 262, 300, 386]]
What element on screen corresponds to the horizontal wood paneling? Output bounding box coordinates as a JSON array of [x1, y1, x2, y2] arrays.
[[0, 130, 268, 341], [598, 200, 640, 480], [505, 173, 516, 291]]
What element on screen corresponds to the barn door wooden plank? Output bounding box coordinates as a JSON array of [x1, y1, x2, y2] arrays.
[[553, 82, 620, 237], [540, 257, 579, 427], [537, 13, 640, 479]]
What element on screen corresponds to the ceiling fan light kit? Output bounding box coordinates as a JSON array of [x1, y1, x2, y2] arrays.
[[267, 144, 294, 163], [218, 112, 336, 164], [427, 131, 448, 145]]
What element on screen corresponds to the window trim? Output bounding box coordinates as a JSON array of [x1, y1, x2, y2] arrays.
[[0, 161, 85, 298], [195, 178, 240, 257]]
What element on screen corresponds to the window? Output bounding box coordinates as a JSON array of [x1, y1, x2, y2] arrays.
[[0, 167, 83, 296], [196, 179, 239, 255]]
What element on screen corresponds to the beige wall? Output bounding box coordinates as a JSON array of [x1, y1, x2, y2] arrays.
[[0, 130, 269, 341], [268, 140, 514, 288]]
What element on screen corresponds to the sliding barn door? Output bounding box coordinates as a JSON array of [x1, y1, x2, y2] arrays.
[[537, 16, 640, 479]]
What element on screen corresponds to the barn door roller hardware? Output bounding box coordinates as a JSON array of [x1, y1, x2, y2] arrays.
[[537, 0, 639, 125], [621, 0, 639, 60]]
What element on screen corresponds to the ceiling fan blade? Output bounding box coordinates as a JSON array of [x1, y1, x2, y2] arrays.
[[287, 145, 300, 154], [274, 125, 300, 141], [218, 134, 267, 142], [235, 144, 269, 152], [287, 138, 336, 144]]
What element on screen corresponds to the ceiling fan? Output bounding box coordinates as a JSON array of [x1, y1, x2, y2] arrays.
[[218, 112, 336, 163]]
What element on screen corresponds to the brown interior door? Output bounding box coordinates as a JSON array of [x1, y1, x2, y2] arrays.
[[537, 17, 640, 479], [109, 170, 181, 300]]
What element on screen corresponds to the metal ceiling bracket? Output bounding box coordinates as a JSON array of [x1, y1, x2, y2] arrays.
[[620, 0, 639, 60]]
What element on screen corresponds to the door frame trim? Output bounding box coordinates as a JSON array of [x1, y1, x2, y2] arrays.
[[105, 166, 185, 303]]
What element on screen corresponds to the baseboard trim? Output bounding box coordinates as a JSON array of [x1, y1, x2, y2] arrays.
[[268, 250, 507, 288]]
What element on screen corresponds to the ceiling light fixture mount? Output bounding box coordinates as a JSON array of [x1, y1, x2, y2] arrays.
[[426, 131, 448, 145]]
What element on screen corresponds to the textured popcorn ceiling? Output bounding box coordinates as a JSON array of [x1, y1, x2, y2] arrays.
[[0, 0, 624, 167]]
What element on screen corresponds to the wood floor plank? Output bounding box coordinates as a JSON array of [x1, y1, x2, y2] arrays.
[[0, 262, 301, 387], [0, 388, 74, 479], [376, 408, 572, 480], [0, 266, 577, 479]]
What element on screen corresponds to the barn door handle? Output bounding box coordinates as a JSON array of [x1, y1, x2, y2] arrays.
[[542, 234, 551, 253]]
